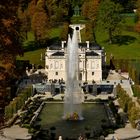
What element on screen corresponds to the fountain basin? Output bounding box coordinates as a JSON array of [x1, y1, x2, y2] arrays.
[[35, 102, 109, 139]]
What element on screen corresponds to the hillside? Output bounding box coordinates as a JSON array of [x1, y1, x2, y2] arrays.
[[17, 14, 140, 65]]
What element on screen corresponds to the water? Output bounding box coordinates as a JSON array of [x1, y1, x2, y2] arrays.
[[38, 103, 108, 139], [63, 28, 84, 120]]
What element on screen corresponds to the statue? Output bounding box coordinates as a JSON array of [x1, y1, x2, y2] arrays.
[[74, 5, 80, 16]]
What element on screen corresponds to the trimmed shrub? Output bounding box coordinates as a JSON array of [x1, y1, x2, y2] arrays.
[[116, 84, 140, 128], [4, 85, 32, 121], [132, 85, 140, 98]]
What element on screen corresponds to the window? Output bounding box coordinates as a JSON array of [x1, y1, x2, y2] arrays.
[[56, 72, 58, 75], [55, 61, 59, 69], [96, 64, 99, 69], [60, 64, 63, 69], [86, 62, 89, 69], [91, 61, 95, 69], [79, 61, 82, 69], [50, 64, 53, 69], [92, 72, 94, 75]]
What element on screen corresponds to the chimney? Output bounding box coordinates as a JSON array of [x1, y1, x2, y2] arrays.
[[61, 41, 66, 50], [86, 41, 90, 50]]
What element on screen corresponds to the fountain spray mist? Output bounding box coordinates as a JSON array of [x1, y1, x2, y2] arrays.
[[63, 28, 84, 120]]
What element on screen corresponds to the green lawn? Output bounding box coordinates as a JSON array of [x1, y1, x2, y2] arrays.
[[17, 14, 140, 65], [50, 27, 62, 38], [17, 27, 62, 65], [71, 16, 87, 24], [17, 48, 45, 66], [23, 32, 35, 46], [122, 13, 136, 26], [96, 30, 140, 62]]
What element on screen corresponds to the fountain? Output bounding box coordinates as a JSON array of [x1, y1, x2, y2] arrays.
[[63, 26, 84, 120], [33, 25, 110, 139]]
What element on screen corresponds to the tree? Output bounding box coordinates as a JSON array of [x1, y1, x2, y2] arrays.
[[60, 22, 69, 41], [137, 0, 140, 19], [71, 0, 84, 7], [31, 0, 50, 44], [82, 0, 100, 42], [97, 0, 123, 44], [135, 0, 140, 33], [129, 106, 140, 127], [84, 22, 94, 41], [18, 8, 31, 40], [135, 21, 140, 33], [87, 0, 100, 21], [45, 0, 72, 25], [27, 0, 38, 19], [112, 0, 136, 13], [20, 0, 31, 11], [81, 1, 89, 19], [0, 0, 23, 126]]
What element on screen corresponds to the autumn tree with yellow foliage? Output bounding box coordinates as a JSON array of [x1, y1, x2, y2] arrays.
[[82, 0, 100, 42], [0, 0, 23, 126], [31, 0, 50, 44]]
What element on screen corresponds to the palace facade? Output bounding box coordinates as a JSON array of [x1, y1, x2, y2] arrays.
[[45, 41, 106, 82], [45, 24, 106, 82]]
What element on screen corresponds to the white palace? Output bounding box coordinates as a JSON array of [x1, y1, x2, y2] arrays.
[[45, 24, 106, 82]]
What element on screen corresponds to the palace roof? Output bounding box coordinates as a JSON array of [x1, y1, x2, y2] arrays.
[[48, 42, 102, 50]]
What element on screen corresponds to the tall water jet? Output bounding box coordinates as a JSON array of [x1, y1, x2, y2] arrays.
[[63, 26, 84, 120]]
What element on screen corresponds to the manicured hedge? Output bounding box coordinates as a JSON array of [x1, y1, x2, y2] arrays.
[[132, 85, 140, 99], [116, 84, 140, 128], [5, 85, 32, 121]]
